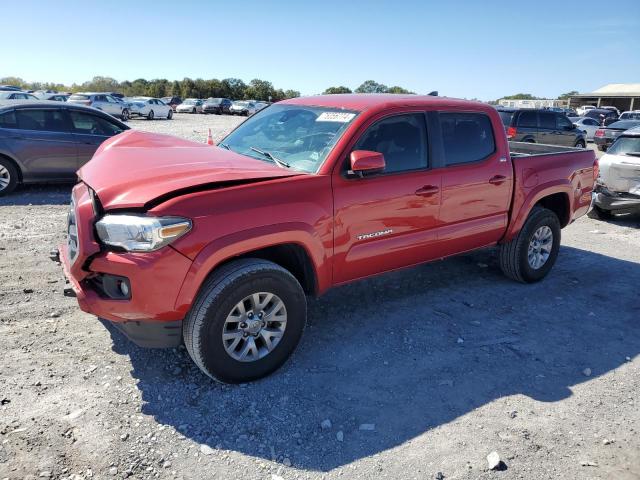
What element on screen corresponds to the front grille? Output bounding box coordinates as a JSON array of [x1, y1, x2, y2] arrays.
[[67, 197, 79, 263]]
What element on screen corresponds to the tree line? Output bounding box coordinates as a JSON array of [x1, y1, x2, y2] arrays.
[[1, 76, 416, 100]]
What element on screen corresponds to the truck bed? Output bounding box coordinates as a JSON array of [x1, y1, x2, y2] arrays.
[[509, 141, 587, 158]]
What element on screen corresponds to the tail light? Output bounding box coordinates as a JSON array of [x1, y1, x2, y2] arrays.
[[595, 129, 605, 137], [507, 126, 517, 139]]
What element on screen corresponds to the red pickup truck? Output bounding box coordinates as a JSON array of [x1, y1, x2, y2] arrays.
[[58, 95, 597, 383]]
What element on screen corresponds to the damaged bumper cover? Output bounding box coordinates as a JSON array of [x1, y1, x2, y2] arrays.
[[593, 185, 640, 213]]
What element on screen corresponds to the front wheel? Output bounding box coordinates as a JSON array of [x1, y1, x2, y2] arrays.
[[147, 110, 154, 120], [121, 109, 130, 121], [574, 140, 586, 148], [499, 206, 561, 283], [167, 109, 173, 120], [0, 158, 19, 196], [183, 259, 307, 383]]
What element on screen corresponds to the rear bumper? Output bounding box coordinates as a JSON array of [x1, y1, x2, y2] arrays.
[[593, 187, 640, 213]]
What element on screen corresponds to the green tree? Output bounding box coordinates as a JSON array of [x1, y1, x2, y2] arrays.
[[81, 76, 120, 93], [323, 86, 352, 94], [170, 80, 181, 96], [355, 80, 388, 94], [558, 90, 579, 100], [283, 89, 300, 99], [386, 85, 414, 94], [501, 93, 541, 100], [245, 78, 275, 101], [221, 78, 247, 100], [180, 78, 196, 99]]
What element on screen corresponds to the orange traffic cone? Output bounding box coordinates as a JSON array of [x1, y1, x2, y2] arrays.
[[206, 128, 214, 145]]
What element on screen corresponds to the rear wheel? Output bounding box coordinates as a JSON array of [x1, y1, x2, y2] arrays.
[[147, 110, 154, 120], [167, 109, 173, 120], [499, 206, 561, 283], [183, 259, 307, 383], [0, 158, 18, 196], [574, 139, 586, 148], [192, 108, 196, 114], [121, 109, 130, 121]]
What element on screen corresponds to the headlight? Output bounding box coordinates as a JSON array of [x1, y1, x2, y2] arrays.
[[95, 215, 191, 252]]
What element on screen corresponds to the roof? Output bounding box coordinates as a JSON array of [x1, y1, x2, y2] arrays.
[[280, 94, 485, 112], [572, 83, 640, 98]]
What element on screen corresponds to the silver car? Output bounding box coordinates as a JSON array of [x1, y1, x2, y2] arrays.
[[176, 99, 203, 114], [0, 92, 39, 100], [67, 92, 130, 121], [572, 117, 600, 141]]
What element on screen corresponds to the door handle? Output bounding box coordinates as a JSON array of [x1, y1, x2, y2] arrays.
[[489, 175, 507, 185], [415, 185, 439, 197]]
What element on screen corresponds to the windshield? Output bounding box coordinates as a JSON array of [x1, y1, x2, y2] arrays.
[[607, 136, 640, 156], [206, 98, 222, 104], [221, 104, 358, 173]]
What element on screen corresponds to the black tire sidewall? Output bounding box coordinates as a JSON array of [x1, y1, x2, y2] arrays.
[[517, 209, 561, 282], [194, 270, 306, 383], [0, 158, 19, 196]]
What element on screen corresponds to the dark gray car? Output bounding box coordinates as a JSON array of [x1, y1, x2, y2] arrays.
[[501, 109, 587, 147], [0, 101, 129, 195]]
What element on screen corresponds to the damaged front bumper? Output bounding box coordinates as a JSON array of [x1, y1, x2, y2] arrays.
[[592, 185, 640, 214]]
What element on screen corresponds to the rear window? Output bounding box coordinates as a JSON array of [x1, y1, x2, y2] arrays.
[[14, 109, 69, 132], [608, 120, 640, 129], [440, 112, 496, 165], [498, 111, 513, 126], [607, 136, 640, 156], [0, 110, 17, 128], [518, 111, 538, 128]]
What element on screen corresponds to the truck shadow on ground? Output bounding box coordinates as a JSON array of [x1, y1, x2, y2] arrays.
[[0, 184, 72, 206], [105, 246, 640, 472]]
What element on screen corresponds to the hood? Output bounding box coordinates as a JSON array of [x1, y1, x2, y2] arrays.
[[78, 130, 304, 210]]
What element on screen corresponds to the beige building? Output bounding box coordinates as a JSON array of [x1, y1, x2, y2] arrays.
[[568, 83, 640, 111]]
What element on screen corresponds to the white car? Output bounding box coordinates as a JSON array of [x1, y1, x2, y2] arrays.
[[572, 117, 601, 141], [229, 101, 258, 116], [176, 99, 203, 114], [576, 105, 596, 116], [0, 91, 39, 100], [128, 97, 173, 120], [619, 110, 640, 120], [590, 126, 640, 219]]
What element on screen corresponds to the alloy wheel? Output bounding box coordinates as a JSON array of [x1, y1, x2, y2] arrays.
[[527, 226, 553, 269], [0, 165, 10, 192], [222, 292, 287, 362]]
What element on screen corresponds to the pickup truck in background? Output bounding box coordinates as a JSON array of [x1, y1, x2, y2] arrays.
[[57, 95, 597, 383]]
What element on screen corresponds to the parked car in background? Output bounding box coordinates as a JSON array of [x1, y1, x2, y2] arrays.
[[67, 93, 131, 121], [37, 93, 69, 102], [572, 117, 601, 141], [0, 85, 23, 91], [0, 92, 39, 100], [161, 96, 183, 111], [494, 106, 517, 129], [502, 109, 586, 147], [594, 120, 640, 151], [229, 100, 258, 116], [583, 108, 618, 126], [176, 98, 203, 114], [619, 110, 640, 120], [202, 98, 233, 114], [55, 94, 597, 383], [590, 126, 640, 219], [576, 105, 596, 116], [255, 102, 269, 113], [128, 97, 173, 120], [600, 106, 621, 116], [0, 100, 129, 195]]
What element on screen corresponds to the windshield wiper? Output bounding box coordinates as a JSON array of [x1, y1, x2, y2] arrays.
[[249, 146, 290, 168], [218, 142, 230, 150]]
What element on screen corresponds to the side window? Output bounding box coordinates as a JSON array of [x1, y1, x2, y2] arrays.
[[518, 111, 538, 128], [439, 112, 496, 165], [0, 110, 18, 129], [539, 112, 556, 129], [354, 113, 428, 174], [15, 109, 69, 132], [69, 111, 124, 136], [556, 115, 573, 130]]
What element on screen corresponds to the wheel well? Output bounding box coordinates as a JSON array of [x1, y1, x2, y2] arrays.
[[536, 193, 570, 227], [220, 243, 317, 295], [0, 153, 22, 182]]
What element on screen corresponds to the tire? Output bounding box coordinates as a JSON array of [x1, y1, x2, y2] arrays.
[[192, 108, 196, 114], [587, 205, 614, 220], [574, 140, 586, 148], [0, 157, 19, 196], [167, 109, 173, 120], [121, 109, 130, 121], [499, 206, 561, 283], [147, 110, 154, 120], [183, 259, 307, 383]]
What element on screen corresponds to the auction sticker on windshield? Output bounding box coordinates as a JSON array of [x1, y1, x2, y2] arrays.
[[316, 112, 356, 122]]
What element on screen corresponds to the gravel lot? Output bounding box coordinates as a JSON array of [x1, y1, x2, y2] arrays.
[[1, 114, 638, 480]]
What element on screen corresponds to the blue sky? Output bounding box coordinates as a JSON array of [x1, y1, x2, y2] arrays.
[[4, 0, 640, 100]]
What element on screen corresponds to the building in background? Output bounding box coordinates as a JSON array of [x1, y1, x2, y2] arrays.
[[568, 84, 640, 111], [498, 98, 566, 108]]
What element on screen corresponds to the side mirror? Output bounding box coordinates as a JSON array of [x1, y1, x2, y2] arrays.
[[350, 150, 385, 176]]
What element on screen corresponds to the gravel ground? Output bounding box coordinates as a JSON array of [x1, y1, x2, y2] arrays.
[[1, 114, 638, 480]]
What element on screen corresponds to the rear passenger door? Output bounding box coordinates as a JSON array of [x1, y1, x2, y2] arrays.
[[515, 110, 538, 142], [437, 111, 513, 255], [538, 111, 560, 145], [69, 110, 127, 167], [6, 108, 77, 180], [555, 115, 578, 146]]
